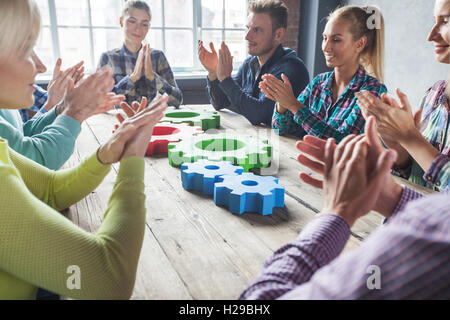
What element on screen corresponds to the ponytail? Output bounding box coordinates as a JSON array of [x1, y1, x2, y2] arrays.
[[328, 5, 385, 81]]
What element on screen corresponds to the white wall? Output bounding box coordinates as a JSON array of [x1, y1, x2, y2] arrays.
[[345, 0, 449, 109]]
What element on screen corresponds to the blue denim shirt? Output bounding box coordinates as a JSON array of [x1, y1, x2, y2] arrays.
[[206, 45, 310, 126]]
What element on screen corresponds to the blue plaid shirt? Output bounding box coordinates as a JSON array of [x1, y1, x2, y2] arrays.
[[98, 45, 182, 107], [273, 66, 387, 142], [19, 85, 48, 122]]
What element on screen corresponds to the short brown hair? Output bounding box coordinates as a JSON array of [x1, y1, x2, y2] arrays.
[[249, 0, 288, 31]]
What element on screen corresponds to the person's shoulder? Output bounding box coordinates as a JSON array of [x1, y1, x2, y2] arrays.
[[150, 48, 165, 57], [101, 47, 123, 58], [360, 73, 386, 92], [395, 193, 450, 236], [279, 47, 306, 66], [426, 80, 447, 95], [310, 71, 332, 85]]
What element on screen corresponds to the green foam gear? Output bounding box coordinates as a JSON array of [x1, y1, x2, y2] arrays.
[[160, 107, 220, 130], [168, 133, 272, 172]]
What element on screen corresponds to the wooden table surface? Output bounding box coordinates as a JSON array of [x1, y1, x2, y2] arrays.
[[63, 104, 432, 300]]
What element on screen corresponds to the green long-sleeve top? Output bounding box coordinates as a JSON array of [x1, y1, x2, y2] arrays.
[[0, 108, 81, 170], [0, 138, 146, 300]]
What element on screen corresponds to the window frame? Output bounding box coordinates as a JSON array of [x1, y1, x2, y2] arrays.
[[39, 0, 249, 78]]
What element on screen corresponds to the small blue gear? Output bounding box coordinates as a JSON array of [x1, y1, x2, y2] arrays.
[[181, 159, 244, 196], [214, 173, 285, 215]]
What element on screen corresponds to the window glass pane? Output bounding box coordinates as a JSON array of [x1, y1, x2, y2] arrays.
[[225, 30, 246, 66], [35, 0, 50, 26], [35, 27, 54, 73], [93, 28, 123, 68], [58, 28, 93, 71], [165, 30, 193, 68], [164, 0, 193, 28], [147, 29, 164, 52], [202, 0, 223, 28], [201, 30, 222, 47], [147, 0, 163, 28], [54, 0, 89, 26], [91, 0, 123, 27], [225, 0, 247, 29]]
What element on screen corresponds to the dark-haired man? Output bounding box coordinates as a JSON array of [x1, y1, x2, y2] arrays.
[[198, 0, 309, 126]]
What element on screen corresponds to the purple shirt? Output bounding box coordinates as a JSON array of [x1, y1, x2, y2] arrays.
[[240, 188, 450, 299]]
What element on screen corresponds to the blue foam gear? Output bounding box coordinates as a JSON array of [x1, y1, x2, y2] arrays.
[[181, 159, 244, 195], [214, 173, 285, 215]]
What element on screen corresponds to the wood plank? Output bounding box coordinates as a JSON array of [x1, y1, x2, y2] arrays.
[[87, 114, 273, 299], [196, 105, 384, 240], [64, 120, 192, 300], [87, 109, 364, 298]]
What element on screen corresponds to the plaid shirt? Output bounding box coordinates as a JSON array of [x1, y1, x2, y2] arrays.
[[272, 66, 387, 142], [394, 81, 450, 191], [240, 188, 450, 300], [98, 45, 182, 107], [19, 85, 48, 122]]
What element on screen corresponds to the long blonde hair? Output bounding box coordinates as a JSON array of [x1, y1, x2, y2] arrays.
[[0, 0, 41, 58], [328, 5, 385, 81]]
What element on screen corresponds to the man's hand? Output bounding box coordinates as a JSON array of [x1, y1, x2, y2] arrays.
[[217, 42, 233, 82], [321, 132, 397, 227], [144, 44, 155, 81], [198, 40, 218, 80], [296, 117, 403, 221], [94, 93, 126, 115]]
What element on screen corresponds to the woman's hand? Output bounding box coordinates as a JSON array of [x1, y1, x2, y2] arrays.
[[356, 89, 418, 144], [44, 59, 84, 110], [61, 66, 115, 123], [259, 74, 302, 114], [130, 44, 147, 83], [144, 44, 155, 81], [97, 94, 169, 164]]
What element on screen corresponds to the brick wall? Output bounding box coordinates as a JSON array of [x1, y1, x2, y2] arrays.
[[282, 0, 300, 51]]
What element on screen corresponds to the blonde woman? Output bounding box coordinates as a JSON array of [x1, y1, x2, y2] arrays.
[[0, 0, 168, 299], [260, 6, 387, 142], [357, 0, 450, 192]]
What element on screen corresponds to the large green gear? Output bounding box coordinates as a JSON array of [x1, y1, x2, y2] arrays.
[[159, 107, 220, 130], [168, 133, 272, 172]]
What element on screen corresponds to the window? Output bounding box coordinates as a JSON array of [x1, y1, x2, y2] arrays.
[[35, 0, 249, 78]]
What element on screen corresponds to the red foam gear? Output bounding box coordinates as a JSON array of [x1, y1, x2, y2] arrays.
[[146, 123, 203, 156]]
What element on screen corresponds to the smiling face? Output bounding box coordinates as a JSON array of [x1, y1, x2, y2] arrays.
[[120, 8, 151, 47], [322, 17, 366, 69], [245, 13, 280, 57], [0, 50, 46, 109], [428, 0, 450, 64]]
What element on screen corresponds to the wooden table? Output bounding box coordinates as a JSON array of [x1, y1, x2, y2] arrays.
[[63, 104, 432, 300]]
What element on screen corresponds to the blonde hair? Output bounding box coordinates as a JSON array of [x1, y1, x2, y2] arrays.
[[0, 0, 41, 58], [328, 5, 385, 81]]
